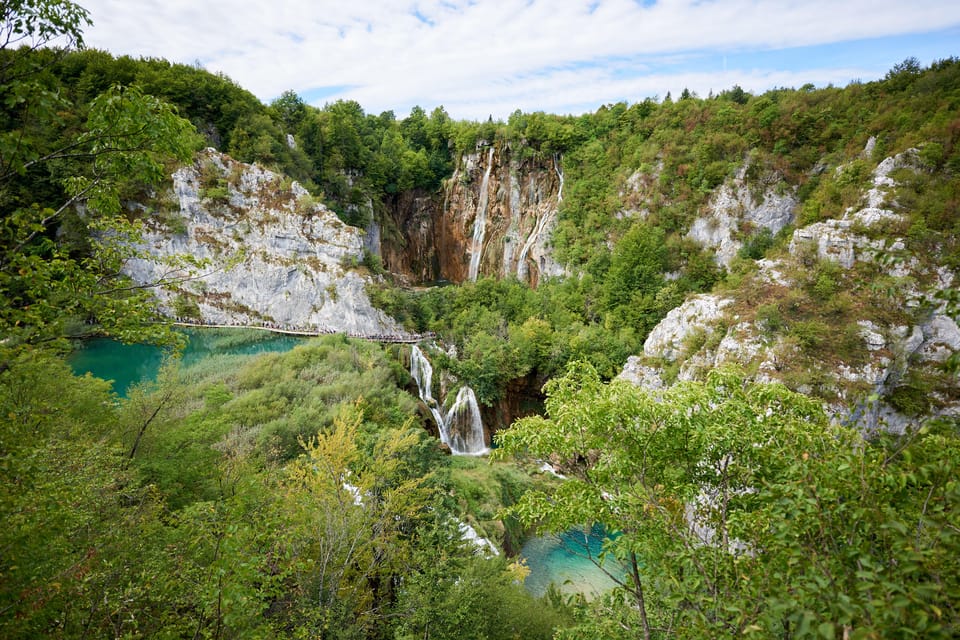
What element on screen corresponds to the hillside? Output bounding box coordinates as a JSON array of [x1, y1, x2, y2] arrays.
[[622, 143, 959, 432], [5, 44, 956, 428]]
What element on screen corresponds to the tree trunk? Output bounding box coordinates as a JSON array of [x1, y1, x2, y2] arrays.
[[630, 551, 651, 640]]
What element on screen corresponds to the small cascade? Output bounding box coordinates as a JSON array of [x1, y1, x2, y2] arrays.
[[410, 345, 488, 455], [467, 147, 495, 282], [444, 386, 488, 456], [458, 520, 499, 556], [410, 345, 446, 438]]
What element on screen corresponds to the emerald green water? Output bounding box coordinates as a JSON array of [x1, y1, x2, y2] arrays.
[[520, 524, 625, 598], [69, 329, 305, 396]]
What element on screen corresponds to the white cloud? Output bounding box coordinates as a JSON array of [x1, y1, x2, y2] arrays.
[[80, 0, 960, 119]]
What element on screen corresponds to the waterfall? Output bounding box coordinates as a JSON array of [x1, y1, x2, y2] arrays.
[[410, 345, 446, 440], [467, 147, 495, 282], [444, 386, 488, 455], [458, 520, 499, 556], [554, 152, 564, 203], [410, 345, 488, 455], [516, 208, 554, 282], [501, 165, 523, 277], [517, 154, 563, 282]]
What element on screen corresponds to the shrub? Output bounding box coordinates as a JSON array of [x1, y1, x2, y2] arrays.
[[838, 322, 868, 364], [755, 303, 784, 334], [887, 370, 935, 417], [361, 249, 385, 275], [789, 319, 830, 353], [918, 142, 944, 169], [200, 184, 230, 203], [738, 227, 775, 260], [811, 269, 839, 300], [296, 192, 318, 213], [173, 294, 201, 319]]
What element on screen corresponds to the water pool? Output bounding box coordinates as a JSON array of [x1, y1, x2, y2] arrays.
[[520, 524, 624, 598]]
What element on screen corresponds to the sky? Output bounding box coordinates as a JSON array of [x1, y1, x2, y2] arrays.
[[78, 0, 960, 121]]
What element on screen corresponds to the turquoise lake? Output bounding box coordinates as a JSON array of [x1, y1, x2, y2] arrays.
[[70, 330, 622, 598], [69, 328, 305, 396]]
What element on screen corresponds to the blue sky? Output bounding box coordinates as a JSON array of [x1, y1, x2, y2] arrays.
[[80, 1, 960, 120]]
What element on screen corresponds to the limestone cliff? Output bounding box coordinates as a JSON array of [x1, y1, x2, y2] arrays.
[[686, 161, 797, 267], [123, 149, 399, 334], [620, 147, 960, 434], [379, 143, 566, 285]]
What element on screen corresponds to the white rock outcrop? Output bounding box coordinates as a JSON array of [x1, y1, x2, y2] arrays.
[[789, 150, 916, 269], [919, 315, 960, 363], [674, 322, 766, 382], [789, 208, 906, 270], [643, 294, 732, 361], [714, 323, 765, 366], [857, 321, 887, 351], [617, 356, 665, 390], [755, 258, 790, 286], [687, 163, 797, 267], [123, 149, 399, 334]]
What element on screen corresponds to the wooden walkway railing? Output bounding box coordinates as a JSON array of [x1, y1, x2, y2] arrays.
[[170, 318, 435, 344]]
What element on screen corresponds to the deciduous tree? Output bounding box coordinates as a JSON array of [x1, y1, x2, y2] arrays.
[[496, 363, 960, 638], [1, 1, 200, 359]]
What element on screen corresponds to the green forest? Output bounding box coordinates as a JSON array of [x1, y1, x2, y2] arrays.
[[2, 1, 959, 638]]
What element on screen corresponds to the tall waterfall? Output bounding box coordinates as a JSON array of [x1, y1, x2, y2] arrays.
[[410, 345, 488, 455], [517, 154, 563, 282], [554, 152, 564, 203], [467, 147, 495, 282]]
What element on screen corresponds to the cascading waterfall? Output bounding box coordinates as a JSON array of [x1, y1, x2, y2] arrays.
[[410, 344, 445, 438], [467, 147, 495, 282], [444, 386, 488, 455], [410, 345, 488, 455], [517, 154, 563, 281], [516, 207, 554, 282]]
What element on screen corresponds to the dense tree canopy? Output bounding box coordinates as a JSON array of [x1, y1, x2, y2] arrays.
[[2, 332, 564, 639]]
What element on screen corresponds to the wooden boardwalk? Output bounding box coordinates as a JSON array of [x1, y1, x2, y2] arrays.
[[170, 319, 435, 344]]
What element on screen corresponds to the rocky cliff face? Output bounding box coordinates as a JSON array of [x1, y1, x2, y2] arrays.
[[620, 147, 960, 434], [789, 148, 916, 270], [379, 143, 566, 285], [687, 162, 797, 267], [123, 149, 399, 334]]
